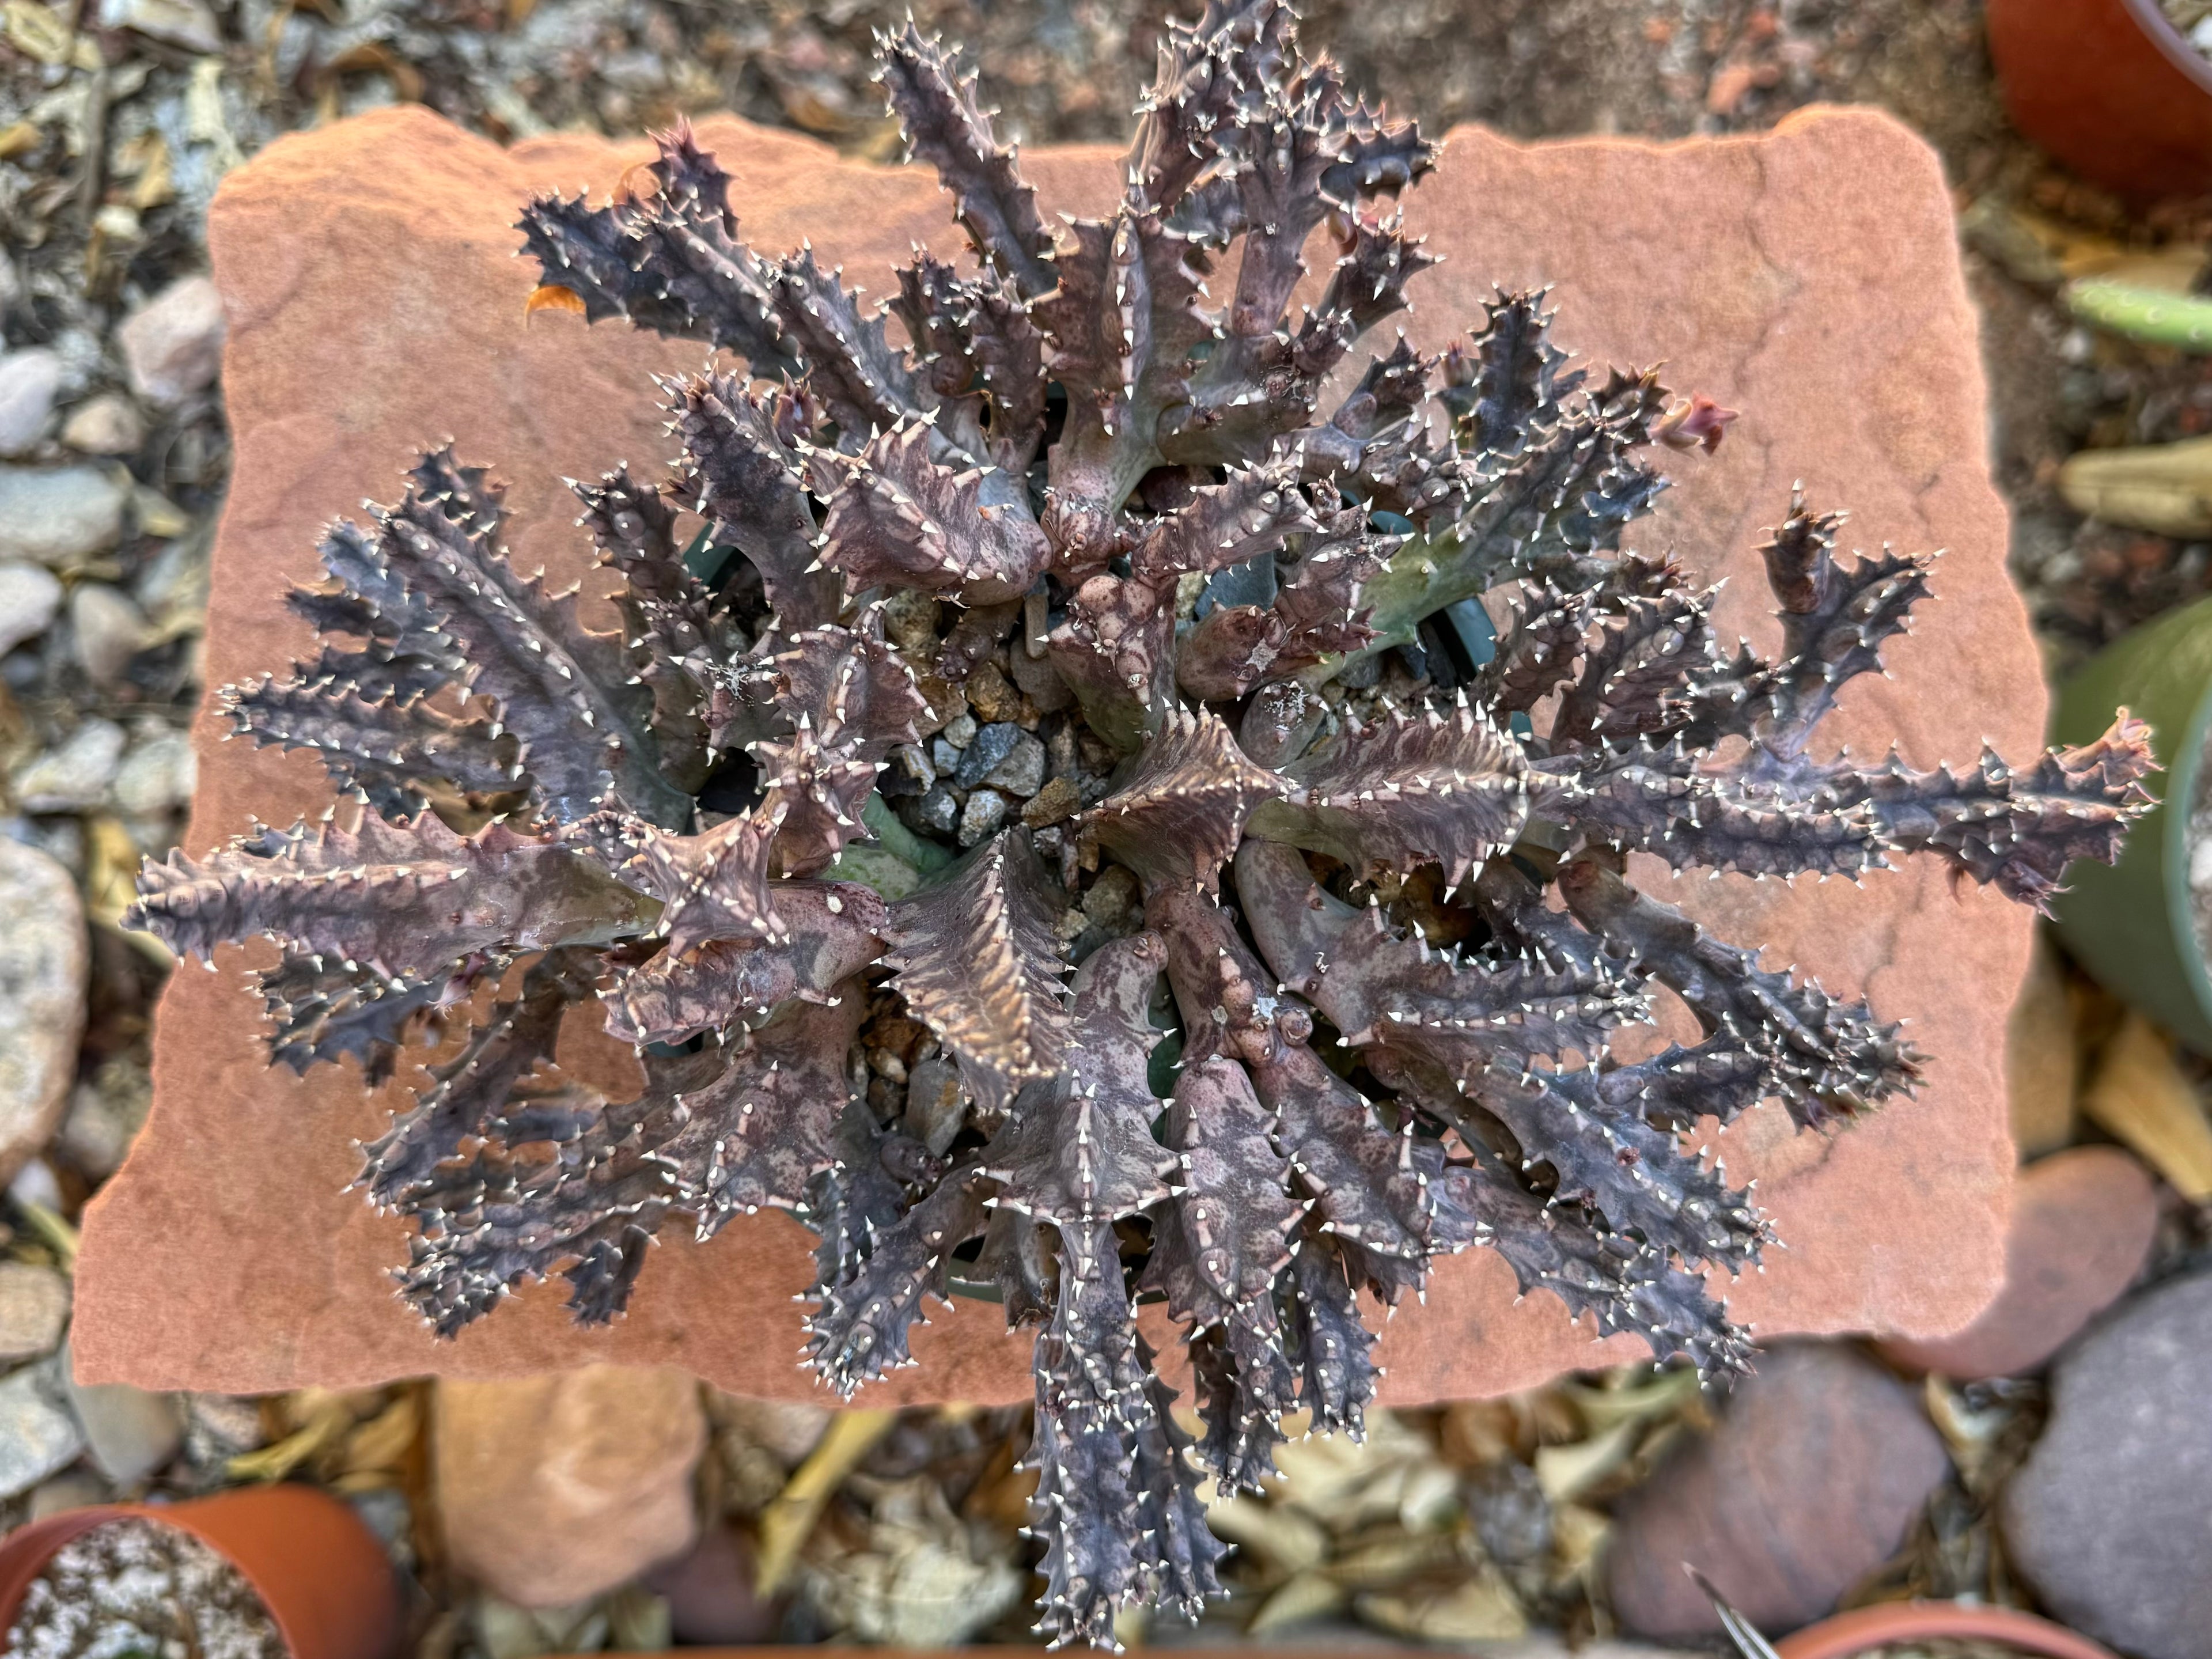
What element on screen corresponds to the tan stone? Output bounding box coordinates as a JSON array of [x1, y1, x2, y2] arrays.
[[2008, 937, 2081, 1158], [0, 840, 86, 1191], [75, 103, 2036, 1399], [435, 1365, 704, 1608]]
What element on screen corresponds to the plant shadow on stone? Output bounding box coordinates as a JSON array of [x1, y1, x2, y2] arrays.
[[123, 0, 2156, 1646]]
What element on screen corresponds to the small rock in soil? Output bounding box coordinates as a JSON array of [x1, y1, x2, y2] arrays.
[[954, 721, 1021, 789], [13, 719, 126, 813], [1021, 774, 1080, 827], [27, 1468, 107, 1522], [118, 275, 226, 408], [984, 730, 1046, 797], [0, 564, 63, 657], [111, 726, 197, 818], [0, 1369, 86, 1500], [69, 582, 148, 687], [3, 1514, 285, 1659], [710, 1396, 831, 1467], [880, 743, 933, 797], [1008, 642, 1073, 711], [1082, 865, 1141, 933], [0, 840, 88, 1188], [1467, 1457, 1552, 1567], [644, 1522, 779, 1644], [58, 393, 146, 457], [63, 1353, 183, 1486], [99, 0, 224, 54], [1605, 1344, 1950, 1637], [58, 1062, 153, 1180], [940, 711, 976, 749], [1880, 1146, 2157, 1380], [435, 1365, 706, 1608], [957, 786, 1009, 847], [0, 467, 128, 566], [910, 784, 958, 835], [904, 1056, 965, 1156], [0, 351, 63, 458], [2002, 1270, 2212, 1659], [0, 1267, 69, 1366], [181, 1393, 267, 1472], [964, 660, 1021, 723]]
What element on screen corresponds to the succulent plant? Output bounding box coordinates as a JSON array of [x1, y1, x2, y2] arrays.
[[128, 0, 2154, 1643]]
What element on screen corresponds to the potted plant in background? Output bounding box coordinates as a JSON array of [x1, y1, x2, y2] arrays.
[[0, 1483, 399, 1659], [1987, 0, 2212, 203]]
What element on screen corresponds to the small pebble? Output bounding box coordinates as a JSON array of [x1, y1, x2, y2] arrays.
[[904, 1056, 966, 1155], [118, 275, 226, 407], [0, 350, 63, 458], [964, 660, 1022, 722], [64, 1358, 183, 1487], [878, 743, 933, 798], [1879, 1147, 2157, 1380], [929, 736, 961, 776], [111, 726, 197, 817], [58, 393, 146, 457], [1022, 774, 1081, 828], [70, 582, 149, 686], [0, 844, 86, 1191], [183, 1393, 267, 1465], [14, 719, 127, 812], [99, 0, 224, 54], [958, 786, 1009, 846], [0, 1265, 69, 1365], [954, 720, 1021, 789], [0, 563, 63, 657], [643, 1524, 778, 1645], [941, 711, 976, 748], [27, 1468, 107, 1522], [911, 784, 959, 835], [0, 467, 128, 566], [59, 1076, 149, 1179], [0, 1368, 86, 1499], [1082, 865, 1141, 931], [984, 730, 1046, 797]]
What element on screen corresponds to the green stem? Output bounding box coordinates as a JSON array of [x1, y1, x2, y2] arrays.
[[2066, 278, 2212, 353]]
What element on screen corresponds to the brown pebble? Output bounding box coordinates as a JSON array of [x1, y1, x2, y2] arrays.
[[1022, 775, 1080, 828], [965, 660, 1022, 723]]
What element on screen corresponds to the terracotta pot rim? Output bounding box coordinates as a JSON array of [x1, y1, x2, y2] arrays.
[[0, 1503, 296, 1643], [0, 1487, 399, 1659], [1772, 1600, 2124, 1659], [2119, 0, 2212, 99]]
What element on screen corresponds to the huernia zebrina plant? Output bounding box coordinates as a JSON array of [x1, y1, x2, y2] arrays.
[[129, 0, 2153, 1642]]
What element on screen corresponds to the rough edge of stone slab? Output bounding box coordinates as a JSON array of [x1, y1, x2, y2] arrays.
[[70, 101, 2032, 1400]]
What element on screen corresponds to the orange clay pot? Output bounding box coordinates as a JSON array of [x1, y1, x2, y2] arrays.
[[1775, 1600, 2124, 1659], [0, 1484, 400, 1659], [1986, 0, 2212, 203]]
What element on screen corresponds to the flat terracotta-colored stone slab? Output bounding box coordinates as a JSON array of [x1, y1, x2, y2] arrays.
[[74, 104, 2035, 1399]]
